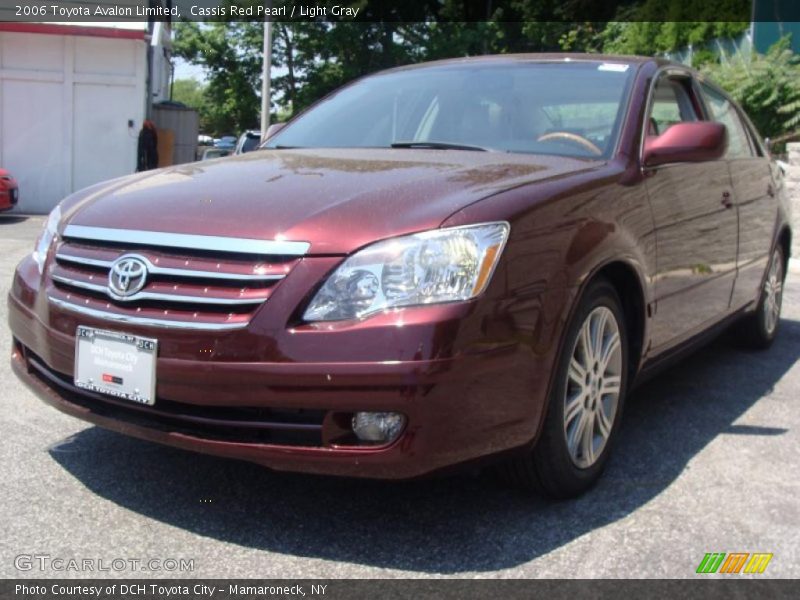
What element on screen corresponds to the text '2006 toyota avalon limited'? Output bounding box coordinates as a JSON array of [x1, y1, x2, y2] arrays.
[[8, 55, 791, 498]]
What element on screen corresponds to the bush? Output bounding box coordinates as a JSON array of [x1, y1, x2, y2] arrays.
[[701, 37, 800, 144]]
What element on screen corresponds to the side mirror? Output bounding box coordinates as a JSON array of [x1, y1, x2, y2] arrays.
[[264, 122, 286, 141], [643, 122, 727, 167]]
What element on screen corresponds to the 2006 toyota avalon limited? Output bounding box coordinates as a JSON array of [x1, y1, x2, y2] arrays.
[[8, 55, 791, 498]]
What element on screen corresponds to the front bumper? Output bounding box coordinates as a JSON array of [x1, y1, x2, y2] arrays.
[[9, 253, 568, 479]]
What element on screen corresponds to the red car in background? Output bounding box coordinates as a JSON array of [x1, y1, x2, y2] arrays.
[[0, 168, 18, 212]]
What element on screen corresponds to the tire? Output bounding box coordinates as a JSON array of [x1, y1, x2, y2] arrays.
[[501, 278, 629, 499], [735, 245, 785, 350]]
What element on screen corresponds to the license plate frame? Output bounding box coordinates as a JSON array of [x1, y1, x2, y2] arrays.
[[74, 326, 158, 405]]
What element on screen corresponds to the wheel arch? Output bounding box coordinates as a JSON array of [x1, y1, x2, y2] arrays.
[[591, 261, 648, 380], [512, 257, 649, 494], [536, 256, 649, 443]]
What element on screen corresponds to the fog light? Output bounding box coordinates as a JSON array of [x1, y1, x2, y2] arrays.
[[351, 412, 406, 444]]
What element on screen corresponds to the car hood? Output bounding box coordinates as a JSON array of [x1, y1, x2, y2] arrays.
[[62, 148, 600, 255]]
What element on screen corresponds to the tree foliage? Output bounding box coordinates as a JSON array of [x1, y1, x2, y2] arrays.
[[601, 21, 749, 56], [702, 37, 800, 142], [600, 0, 749, 55], [171, 78, 206, 108], [172, 21, 263, 135]]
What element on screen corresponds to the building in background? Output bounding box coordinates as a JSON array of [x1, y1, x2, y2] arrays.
[[0, 15, 176, 214]]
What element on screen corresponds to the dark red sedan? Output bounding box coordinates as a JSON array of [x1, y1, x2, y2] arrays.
[[0, 168, 18, 212], [8, 55, 791, 498]]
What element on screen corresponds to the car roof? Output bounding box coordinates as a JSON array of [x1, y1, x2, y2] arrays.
[[377, 53, 671, 75]]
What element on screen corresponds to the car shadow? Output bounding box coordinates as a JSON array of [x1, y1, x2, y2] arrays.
[[0, 215, 29, 225], [49, 319, 800, 574]]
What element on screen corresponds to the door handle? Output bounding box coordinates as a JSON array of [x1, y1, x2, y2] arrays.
[[721, 191, 733, 208]]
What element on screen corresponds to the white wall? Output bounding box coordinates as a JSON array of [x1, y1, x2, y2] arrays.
[[0, 31, 146, 214], [150, 22, 173, 104]]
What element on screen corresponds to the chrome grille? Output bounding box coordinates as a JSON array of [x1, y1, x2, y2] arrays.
[[48, 226, 308, 330]]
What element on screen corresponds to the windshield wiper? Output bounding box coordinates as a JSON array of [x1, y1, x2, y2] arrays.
[[390, 141, 493, 152]]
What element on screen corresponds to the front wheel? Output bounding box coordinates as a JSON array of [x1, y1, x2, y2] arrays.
[[501, 278, 629, 499]]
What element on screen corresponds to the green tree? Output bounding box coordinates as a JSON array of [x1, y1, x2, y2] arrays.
[[600, 0, 749, 56], [171, 78, 205, 108], [173, 21, 263, 136], [602, 21, 749, 56], [702, 37, 800, 143]]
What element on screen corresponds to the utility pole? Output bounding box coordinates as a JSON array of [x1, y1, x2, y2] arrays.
[[260, 1, 272, 139]]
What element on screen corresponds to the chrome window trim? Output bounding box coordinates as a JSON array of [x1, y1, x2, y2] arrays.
[[638, 65, 696, 170], [48, 296, 248, 331], [62, 225, 310, 256], [608, 61, 642, 160], [55, 252, 286, 282], [51, 274, 268, 306]]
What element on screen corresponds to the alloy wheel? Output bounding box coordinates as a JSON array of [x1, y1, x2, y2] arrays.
[[563, 306, 623, 469], [763, 250, 784, 336]]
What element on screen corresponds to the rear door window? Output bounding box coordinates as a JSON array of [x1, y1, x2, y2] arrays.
[[700, 83, 754, 159]]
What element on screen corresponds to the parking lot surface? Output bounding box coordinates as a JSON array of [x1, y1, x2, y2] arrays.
[[2, 215, 798, 578]]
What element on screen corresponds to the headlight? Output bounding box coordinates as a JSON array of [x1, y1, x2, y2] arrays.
[[33, 205, 61, 274], [303, 222, 509, 322]]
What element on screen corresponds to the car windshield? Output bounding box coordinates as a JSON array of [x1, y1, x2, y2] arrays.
[[264, 61, 635, 159]]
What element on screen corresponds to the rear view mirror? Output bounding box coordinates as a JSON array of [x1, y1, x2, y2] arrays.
[[643, 122, 727, 167]]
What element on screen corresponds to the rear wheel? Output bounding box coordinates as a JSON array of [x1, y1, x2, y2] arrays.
[[501, 278, 629, 499], [736, 246, 784, 349]]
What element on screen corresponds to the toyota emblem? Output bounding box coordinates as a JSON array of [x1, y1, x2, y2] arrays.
[[108, 256, 148, 299]]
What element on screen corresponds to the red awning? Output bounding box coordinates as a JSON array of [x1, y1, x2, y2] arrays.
[[0, 23, 146, 40]]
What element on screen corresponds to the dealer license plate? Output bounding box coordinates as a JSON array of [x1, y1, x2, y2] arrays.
[[74, 326, 157, 405]]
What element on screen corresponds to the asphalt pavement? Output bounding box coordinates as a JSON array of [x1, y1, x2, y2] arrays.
[[1, 215, 798, 578]]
